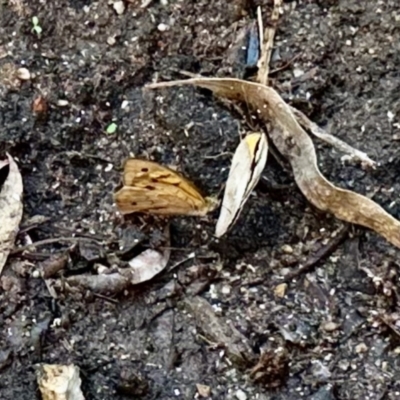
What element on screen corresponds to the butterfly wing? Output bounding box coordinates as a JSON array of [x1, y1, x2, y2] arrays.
[[114, 182, 210, 216], [123, 159, 205, 202], [215, 132, 268, 237]]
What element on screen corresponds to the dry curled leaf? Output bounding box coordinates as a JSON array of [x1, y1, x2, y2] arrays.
[[146, 78, 400, 248], [125, 247, 171, 284], [216, 132, 268, 237], [0, 154, 23, 275]]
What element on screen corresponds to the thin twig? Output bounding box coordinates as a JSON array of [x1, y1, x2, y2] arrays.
[[269, 53, 302, 75], [291, 107, 376, 168], [256, 0, 282, 85], [10, 237, 103, 255], [93, 292, 119, 304], [281, 225, 349, 283]]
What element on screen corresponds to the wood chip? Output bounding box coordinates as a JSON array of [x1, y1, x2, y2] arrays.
[[36, 364, 85, 400]]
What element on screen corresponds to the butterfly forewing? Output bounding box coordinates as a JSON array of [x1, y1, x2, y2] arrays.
[[123, 159, 205, 201]]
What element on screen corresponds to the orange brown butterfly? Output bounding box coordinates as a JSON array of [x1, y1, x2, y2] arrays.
[[114, 159, 218, 216]]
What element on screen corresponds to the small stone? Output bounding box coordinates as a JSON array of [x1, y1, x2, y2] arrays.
[[113, 1, 125, 15], [221, 285, 231, 295], [322, 321, 340, 332], [281, 244, 293, 254], [157, 23, 169, 32], [338, 359, 349, 371], [121, 100, 130, 109], [235, 389, 247, 400], [274, 283, 287, 298], [293, 68, 304, 78], [355, 343, 368, 354], [107, 36, 116, 46], [196, 384, 211, 398], [17, 67, 31, 80], [32, 270, 40, 278], [57, 99, 69, 107]]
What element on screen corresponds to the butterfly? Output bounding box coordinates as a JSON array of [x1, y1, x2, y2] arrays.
[[215, 132, 268, 237], [114, 159, 218, 216]]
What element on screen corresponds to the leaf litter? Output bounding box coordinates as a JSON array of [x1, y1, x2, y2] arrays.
[[0, 154, 23, 275], [64, 224, 171, 294], [146, 78, 400, 249]]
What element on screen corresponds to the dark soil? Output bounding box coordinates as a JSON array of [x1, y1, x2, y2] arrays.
[[1, 1, 400, 399]]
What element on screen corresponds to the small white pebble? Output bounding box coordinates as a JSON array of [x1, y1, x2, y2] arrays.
[[32, 270, 40, 278], [57, 99, 69, 107], [121, 100, 130, 109], [17, 67, 31, 80], [51, 318, 62, 327], [322, 321, 340, 332], [293, 68, 304, 78], [107, 36, 116, 46], [281, 244, 293, 254], [346, 40, 352, 46], [113, 1, 125, 15], [355, 343, 368, 354], [157, 23, 169, 32], [387, 111, 395, 122], [274, 283, 287, 298], [221, 285, 231, 295], [338, 360, 350, 371], [235, 389, 247, 400]]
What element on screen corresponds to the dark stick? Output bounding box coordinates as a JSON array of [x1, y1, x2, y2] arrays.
[[282, 225, 350, 283]]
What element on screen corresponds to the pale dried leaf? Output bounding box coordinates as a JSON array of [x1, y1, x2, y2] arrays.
[[216, 132, 268, 237], [127, 248, 171, 284], [123, 224, 171, 284], [36, 364, 85, 400], [0, 154, 23, 275], [146, 78, 400, 249]]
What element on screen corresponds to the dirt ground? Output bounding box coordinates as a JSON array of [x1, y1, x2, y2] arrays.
[[1, 0, 400, 399]]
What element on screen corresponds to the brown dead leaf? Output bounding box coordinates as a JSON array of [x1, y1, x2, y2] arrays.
[[0, 154, 23, 275], [183, 295, 255, 367], [146, 78, 400, 249]]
